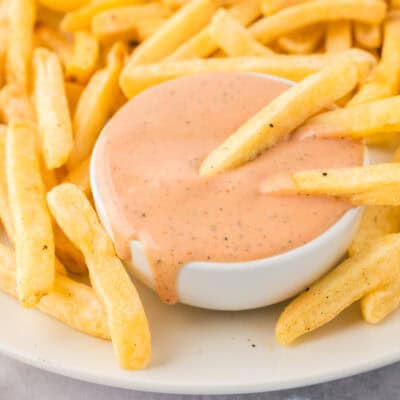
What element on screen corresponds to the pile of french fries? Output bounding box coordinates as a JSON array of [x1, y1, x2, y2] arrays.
[[0, 0, 399, 368]]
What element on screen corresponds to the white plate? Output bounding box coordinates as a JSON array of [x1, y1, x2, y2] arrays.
[[1, 148, 398, 395]]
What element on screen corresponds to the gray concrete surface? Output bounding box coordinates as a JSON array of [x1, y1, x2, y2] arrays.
[[0, 353, 398, 399]]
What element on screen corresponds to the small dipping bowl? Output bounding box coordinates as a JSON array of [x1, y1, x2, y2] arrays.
[[91, 73, 365, 311]]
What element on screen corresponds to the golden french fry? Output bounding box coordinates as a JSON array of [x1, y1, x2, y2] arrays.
[[125, 0, 216, 66], [6, 0, 36, 89], [0, 85, 58, 191], [110, 88, 127, 115], [6, 121, 55, 307], [162, 0, 240, 9], [351, 197, 400, 323], [0, 243, 109, 339], [36, 5, 63, 30], [33, 48, 73, 170], [209, 9, 273, 56], [349, 187, 400, 206], [65, 81, 84, 114], [361, 279, 400, 324], [261, 164, 400, 206], [354, 22, 382, 49], [392, 0, 400, 8], [35, 24, 72, 66], [68, 42, 126, 169], [297, 95, 400, 139], [276, 234, 400, 345], [54, 224, 87, 275], [135, 17, 167, 42], [0, 84, 36, 124], [0, 125, 13, 240], [277, 25, 324, 55], [64, 157, 91, 195], [161, 0, 189, 10], [0, 2, 8, 88], [47, 183, 151, 370], [262, 0, 308, 15], [349, 207, 400, 256], [91, 3, 170, 42], [251, 0, 386, 44], [199, 53, 366, 177], [281, 164, 400, 195], [66, 31, 99, 84], [38, 0, 90, 13], [349, 17, 400, 105], [61, 0, 146, 31], [166, 0, 261, 61], [325, 21, 352, 52], [121, 50, 374, 98]]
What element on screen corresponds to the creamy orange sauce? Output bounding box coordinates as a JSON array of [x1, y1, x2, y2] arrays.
[[95, 73, 363, 304]]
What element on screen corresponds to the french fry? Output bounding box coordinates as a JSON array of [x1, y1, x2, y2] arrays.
[[121, 51, 374, 98], [0, 125, 13, 240], [135, 17, 167, 42], [0, 2, 8, 88], [354, 22, 382, 49], [124, 0, 216, 66], [68, 42, 126, 168], [0, 130, 77, 276], [166, 0, 261, 61], [161, 0, 189, 10], [6, 121, 55, 307], [325, 21, 352, 52], [276, 234, 400, 345], [349, 187, 400, 206], [162, 0, 240, 9], [296, 95, 400, 139], [64, 157, 91, 195], [33, 48, 73, 170], [349, 17, 400, 105], [6, 0, 36, 89], [361, 279, 400, 324], [65, 81, 84, 114], [38, 0, 90, 13], [0, 85, 59, 191], [251, 0, 386, 44], [35, 24, 72, 66], [0, 84, 36, 124], [47, 183, 151, 370], [0, 243, 109, 339], [199, 53, 366, 177], [66, 31, 99, 84], [36, 5, 63, 30], [91, 3, 170, 42], [261, 164, 400, 206], [262, 0, 308, 15], [277, 25, 324, 54], [349, 207, 400, 256], [392, 0, 400, 8], [54, 224, 87, 275], [61, 0, 146, 31], [209, 9, 273, 56]]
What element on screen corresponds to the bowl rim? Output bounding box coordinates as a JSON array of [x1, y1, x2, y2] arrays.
[[90, 71, 366, 274]]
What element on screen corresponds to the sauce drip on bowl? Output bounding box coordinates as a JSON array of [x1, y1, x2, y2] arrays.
[[94, 72, 363, 304]]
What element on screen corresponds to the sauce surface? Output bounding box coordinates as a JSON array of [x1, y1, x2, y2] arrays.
[[95, 72, 363, 304]]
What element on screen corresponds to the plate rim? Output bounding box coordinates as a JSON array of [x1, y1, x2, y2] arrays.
[[0, 338, 398, 395]]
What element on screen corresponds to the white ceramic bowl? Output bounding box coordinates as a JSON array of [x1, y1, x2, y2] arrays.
[[91, 73, 364, 311]]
